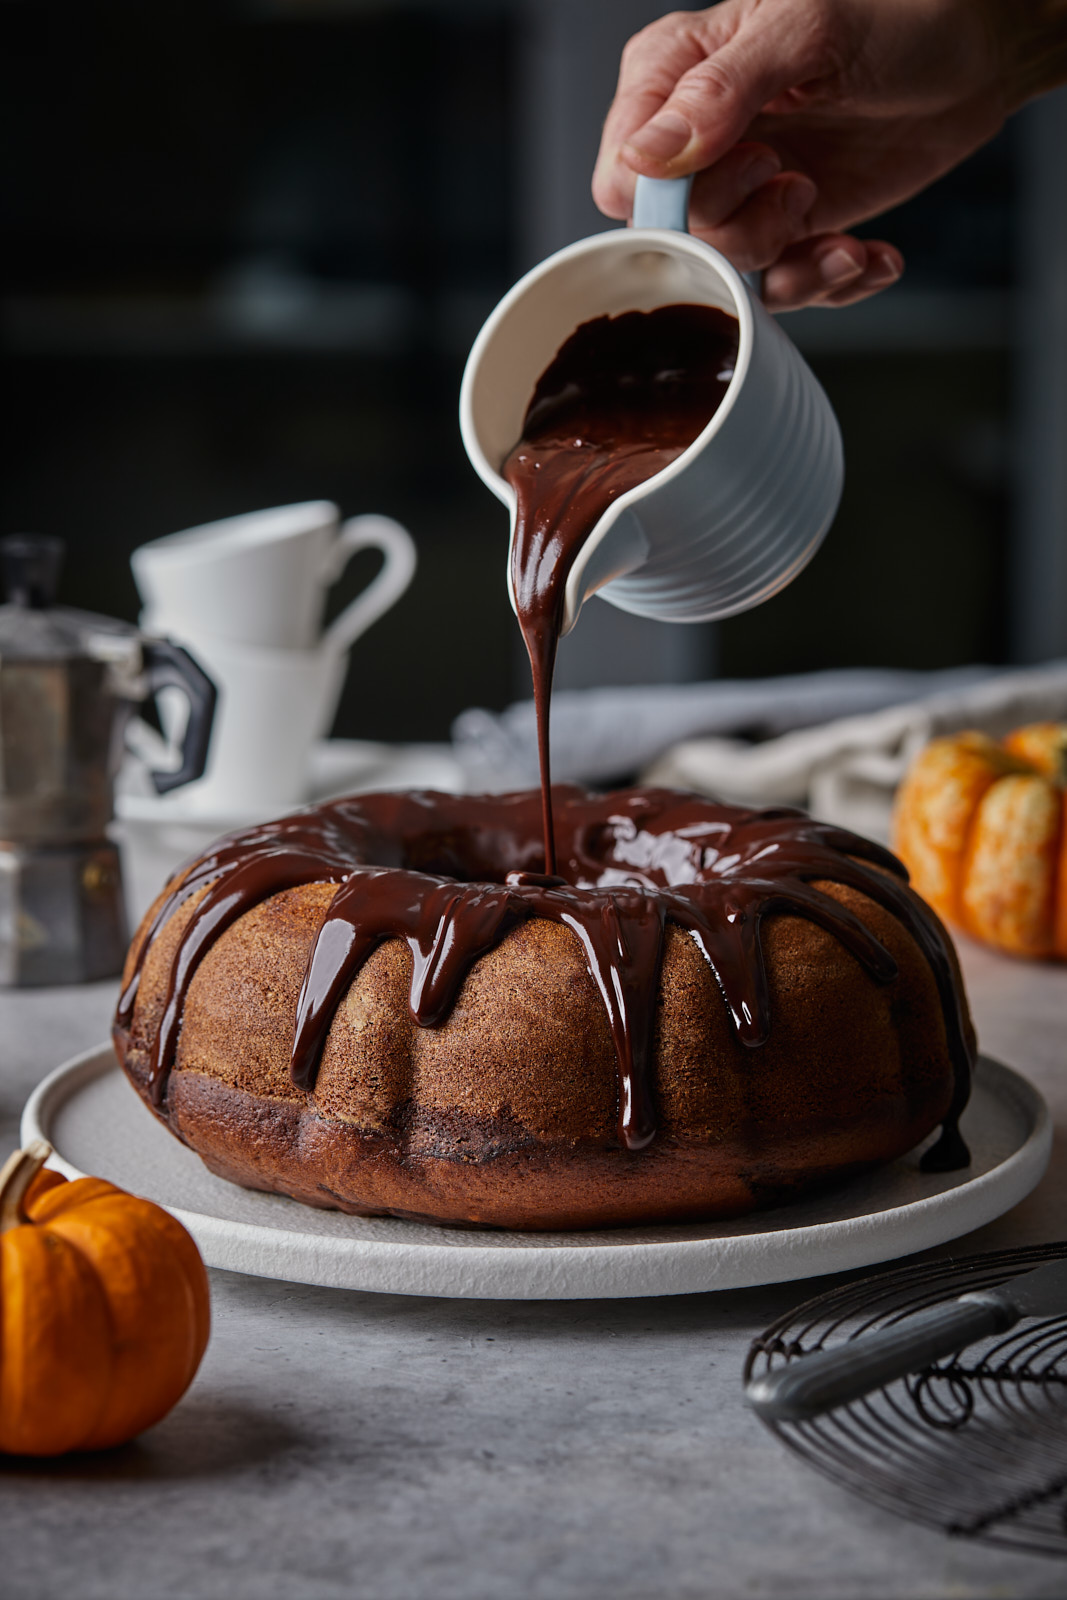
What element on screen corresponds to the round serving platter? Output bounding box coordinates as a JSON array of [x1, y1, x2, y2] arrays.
[[22, 1045, 1050, 1301]]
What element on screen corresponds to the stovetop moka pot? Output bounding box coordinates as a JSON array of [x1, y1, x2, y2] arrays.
[[0, 534, 217, 985]]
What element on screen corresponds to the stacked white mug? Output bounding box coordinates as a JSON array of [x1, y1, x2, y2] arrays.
[[131, 501, 417, 816]]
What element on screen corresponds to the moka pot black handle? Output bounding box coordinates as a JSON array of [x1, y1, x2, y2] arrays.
[[140, 639, 218, 794]]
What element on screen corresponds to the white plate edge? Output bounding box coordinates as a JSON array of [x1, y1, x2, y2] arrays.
[[20, 1044, 1052, 1301]]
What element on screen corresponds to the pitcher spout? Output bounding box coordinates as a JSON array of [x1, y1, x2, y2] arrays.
[[540, 503, 651, 637]]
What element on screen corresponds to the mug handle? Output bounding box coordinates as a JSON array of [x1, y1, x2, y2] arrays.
[[320, 514, 417, 655], [633, 173, 764, 297]]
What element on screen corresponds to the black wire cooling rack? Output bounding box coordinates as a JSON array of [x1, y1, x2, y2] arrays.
[[744, 1242, 1067, 1560]]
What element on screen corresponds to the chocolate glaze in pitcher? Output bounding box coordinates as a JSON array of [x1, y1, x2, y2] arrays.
[[503, 304, 739, 872]]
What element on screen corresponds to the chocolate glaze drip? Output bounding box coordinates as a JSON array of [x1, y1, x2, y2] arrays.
[[503, 305, 739, 871], [115, 786, 971, 1166]]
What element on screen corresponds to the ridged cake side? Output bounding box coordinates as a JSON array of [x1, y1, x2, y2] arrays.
[[115, 869, 967, 1230]]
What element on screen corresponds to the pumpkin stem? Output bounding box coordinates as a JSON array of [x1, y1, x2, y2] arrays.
[[0, 1139, 54, 1233]]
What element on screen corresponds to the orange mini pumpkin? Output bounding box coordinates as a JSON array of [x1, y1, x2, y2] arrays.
[[0, 1139, 210, 1455], [892, 722, 1067, 959]]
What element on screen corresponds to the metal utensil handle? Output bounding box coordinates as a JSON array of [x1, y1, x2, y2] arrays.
[[140, 638, 218, 795], [745, 1293, 1018, 1423]]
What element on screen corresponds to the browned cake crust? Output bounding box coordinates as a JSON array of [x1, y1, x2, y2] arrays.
[[113, 788, 973, 1231]]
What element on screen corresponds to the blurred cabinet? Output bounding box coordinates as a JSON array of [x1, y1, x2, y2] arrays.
[[1013, 87, 1067, 663], [2, 0, 1063, 740], [1, 1, 519, 742]]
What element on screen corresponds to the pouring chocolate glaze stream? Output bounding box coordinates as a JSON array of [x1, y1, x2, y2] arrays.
[[503, 303, 739, 873], [462, 171, 842, 871]]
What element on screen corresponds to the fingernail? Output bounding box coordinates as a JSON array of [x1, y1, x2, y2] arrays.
[[780, 178, 816, 220], [819, 247, 863, 286], [866, 251, 903, 285], [625, 110, 691, 162], [742, 154, 781, 193]]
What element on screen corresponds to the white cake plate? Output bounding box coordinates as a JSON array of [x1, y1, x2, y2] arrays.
[[22, 1046, 1050, 1301]]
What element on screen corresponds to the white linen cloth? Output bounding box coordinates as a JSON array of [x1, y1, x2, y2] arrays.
[[453, 663, 1067, 841]]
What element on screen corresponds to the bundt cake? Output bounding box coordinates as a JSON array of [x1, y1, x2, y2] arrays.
[[113, 785, 974, 1230]]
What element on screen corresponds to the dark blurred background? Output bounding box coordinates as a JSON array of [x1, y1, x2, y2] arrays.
[[4, 0, 1066, 741]]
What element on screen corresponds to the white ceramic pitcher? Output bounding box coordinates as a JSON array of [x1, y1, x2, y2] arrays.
[[460, 175, 843, 636]]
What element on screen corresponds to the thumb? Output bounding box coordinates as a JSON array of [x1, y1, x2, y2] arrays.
[[622, 5, 832, 177]]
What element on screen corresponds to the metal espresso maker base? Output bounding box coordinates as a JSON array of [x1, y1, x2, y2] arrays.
[[0, 533, 216, 988], [0, 838, 127, 987]]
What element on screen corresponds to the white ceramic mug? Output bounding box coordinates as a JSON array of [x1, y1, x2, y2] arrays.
[[132, 501, 416, 651], [460, 176, 842, 637]]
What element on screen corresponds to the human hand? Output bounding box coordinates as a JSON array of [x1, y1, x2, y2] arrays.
[[593, 0, 1045, 310]]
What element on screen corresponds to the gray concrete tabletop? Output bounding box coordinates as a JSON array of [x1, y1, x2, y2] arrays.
[[1, 938, 1064, 1600]]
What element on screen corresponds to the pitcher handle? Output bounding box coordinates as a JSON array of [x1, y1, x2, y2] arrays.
[[632, 174, 694, 232], [632, 173, 763, 297], [321, 514, 417, 655]]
